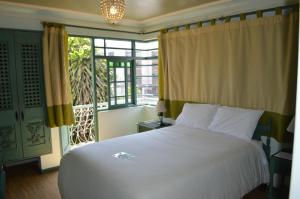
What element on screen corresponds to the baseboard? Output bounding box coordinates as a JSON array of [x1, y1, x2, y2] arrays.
[[4, 157, 39, 167], [40, 166, 59, 174]]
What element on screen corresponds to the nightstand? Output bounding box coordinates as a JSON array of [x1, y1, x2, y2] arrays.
[[137, 120, 172, 133], [268, 149, 292, 199]]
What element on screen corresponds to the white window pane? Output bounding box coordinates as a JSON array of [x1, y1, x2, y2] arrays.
[[109, 68, 114, 81], [116, 82, 125, 96], [135, 50, 158, 58], [136, 66, 158, 76], [106, 40, 131, 49], [137, 94, 158, 105], [117, 96, 126, 104], [135, 41, 158, 50], [111, 98, 115, 105], [95, 48, 104, 56], [136, 86, 158, 96], [106, 49, 132, 56], [127, 69, 131, 81], [135, 42, 148, 50], [136, 77, 158, 86], [128, 83, 131, 95], [95, 39, 104, 47], [136, 59, 158, 66], [116, 68, 125, 81], [110, 83, 115, 97]]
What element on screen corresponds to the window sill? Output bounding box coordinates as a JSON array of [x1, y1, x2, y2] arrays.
[[96, 104, 155, 112]]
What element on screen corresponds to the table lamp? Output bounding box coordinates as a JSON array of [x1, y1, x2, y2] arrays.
[[156, 100, 166, 126]]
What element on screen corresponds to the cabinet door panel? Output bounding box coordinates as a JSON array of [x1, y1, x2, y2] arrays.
[[22, 120, 51, 157], [14, 31, 52, 158], [0, 30, 23, 162]]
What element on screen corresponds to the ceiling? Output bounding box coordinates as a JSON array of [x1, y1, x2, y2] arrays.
[[4, 0, 219, 21]]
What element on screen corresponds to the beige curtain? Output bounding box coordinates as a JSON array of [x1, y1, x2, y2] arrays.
[[43, 24, 74, 128], [159, 12, 298, 142]]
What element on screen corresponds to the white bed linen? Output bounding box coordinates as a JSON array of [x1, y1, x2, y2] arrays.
[[58, 126, 269, 199]]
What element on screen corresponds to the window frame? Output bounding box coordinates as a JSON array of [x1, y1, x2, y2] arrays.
[[93, 37, 136, 110], [106, 57, 135, 109], [68, 34, 158, 110], [134, 40, 159, 106]]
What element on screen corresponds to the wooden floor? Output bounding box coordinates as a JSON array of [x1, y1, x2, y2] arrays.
[[5, 161, 266, 199], [5, 162, 61, 199]]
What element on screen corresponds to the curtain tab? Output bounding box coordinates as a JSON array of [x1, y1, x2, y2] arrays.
[[292, 5, 299, 12], [256, 11, 263, 18], [42, 22, 65, 28], [211, 19, 216, 25], [275, 7, 282, 15], [197, 22, 203, 28], [160, 29, 168, 34], [240, 14, 246, 21], [225, 16, 231, 23]]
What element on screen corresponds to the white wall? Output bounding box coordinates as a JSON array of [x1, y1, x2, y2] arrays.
[[143, 105, 158, 121], [98, 106, 144, 140], [40, 128, 62, 170], [40, 106, 157, 169], [289, 8, 300, 199], [98, 106, 156, 140]]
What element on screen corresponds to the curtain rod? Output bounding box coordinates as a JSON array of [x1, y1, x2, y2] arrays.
[[146, 4, 298, 34], [41, 21, 142, 35], [42, 4, 298, 35]]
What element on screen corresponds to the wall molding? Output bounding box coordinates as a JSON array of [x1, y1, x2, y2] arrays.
[[141, 0, 298, 33], [0, 1, 141, 32], [0, 0, 297, 38]]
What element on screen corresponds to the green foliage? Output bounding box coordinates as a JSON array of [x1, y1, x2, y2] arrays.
[[68, 37, 108, 106]]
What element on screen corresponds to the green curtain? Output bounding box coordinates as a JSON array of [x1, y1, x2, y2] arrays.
[[158, 11, 298, 142], [43, 24, 75, 128]]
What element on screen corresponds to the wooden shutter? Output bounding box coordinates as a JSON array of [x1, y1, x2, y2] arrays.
[[0, 30, 23, 162], [14, 31, 51, 158]]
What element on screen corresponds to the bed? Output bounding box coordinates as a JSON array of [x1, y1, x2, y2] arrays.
[[58, 123, 270, 199]]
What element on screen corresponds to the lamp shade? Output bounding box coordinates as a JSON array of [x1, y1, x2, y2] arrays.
[[100, 0, 126, 24], [287, 116, 295, 133], [156, 100, 167, 113]]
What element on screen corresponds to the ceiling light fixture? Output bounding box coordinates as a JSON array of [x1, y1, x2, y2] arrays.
[[100, 0, 126, 24]]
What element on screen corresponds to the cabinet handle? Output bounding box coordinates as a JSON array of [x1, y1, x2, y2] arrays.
[[15, 111, 19, 121], [21, 111, 24, 121]]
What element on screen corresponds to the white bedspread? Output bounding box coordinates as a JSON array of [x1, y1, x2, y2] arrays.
[[58, 126, 269, 199]]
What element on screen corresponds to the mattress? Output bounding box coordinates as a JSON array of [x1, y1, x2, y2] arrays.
[[58, 125, 269, 199]]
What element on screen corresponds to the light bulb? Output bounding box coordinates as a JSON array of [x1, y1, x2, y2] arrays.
[[110, 6, 117, 15]]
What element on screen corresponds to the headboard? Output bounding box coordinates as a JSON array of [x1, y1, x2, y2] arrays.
[[252, 119, 272, 162]]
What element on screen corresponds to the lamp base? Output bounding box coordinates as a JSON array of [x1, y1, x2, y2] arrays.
[[158, 113, 164, 127]]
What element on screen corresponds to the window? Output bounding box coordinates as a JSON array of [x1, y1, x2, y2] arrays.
[[66, 36, 158, 149], [135, 41, 159, 105], [70, 37, 159, 110], [68, 36, 96, 146], [107, 59, 134, 108], [93, 38, 135, 109]]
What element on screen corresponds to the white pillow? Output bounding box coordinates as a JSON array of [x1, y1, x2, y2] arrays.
[[175, 103, 220, 130], [208, 106, 264, 140]]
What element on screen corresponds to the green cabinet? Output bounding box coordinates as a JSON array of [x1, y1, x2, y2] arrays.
[[0, 29, 51, 163], [0, 30, 23, 162]]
